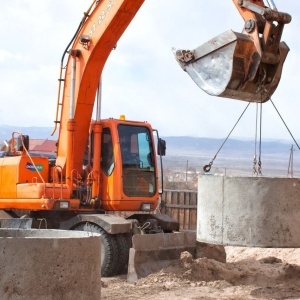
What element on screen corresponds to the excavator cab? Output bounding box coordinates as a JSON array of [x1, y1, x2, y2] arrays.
[[175, 0, 291, 103]]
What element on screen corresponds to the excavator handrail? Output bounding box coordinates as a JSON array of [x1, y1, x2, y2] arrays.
[[51, 0, 98, 137]]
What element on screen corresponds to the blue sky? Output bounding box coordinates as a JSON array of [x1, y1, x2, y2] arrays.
[[0, 0, 299, 140]]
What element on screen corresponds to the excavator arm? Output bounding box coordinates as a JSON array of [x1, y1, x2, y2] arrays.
[[53, 0, 145, 183], [175, 0, 291, 103]]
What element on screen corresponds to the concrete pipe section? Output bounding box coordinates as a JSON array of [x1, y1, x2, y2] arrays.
[[0, 229, 101, 300], [197, 175, 300, 247]]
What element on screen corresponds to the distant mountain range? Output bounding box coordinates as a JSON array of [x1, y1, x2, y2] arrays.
[[164, 136, 297, 156], [163, 136, 300, 177], [0, 125, 297, 158]]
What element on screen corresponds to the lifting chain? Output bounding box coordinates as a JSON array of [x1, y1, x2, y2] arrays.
[[253, 96, 300, 176], [253, 102, 263, 176], [203, 93, 300, 175], [203, 103, 250, 173]]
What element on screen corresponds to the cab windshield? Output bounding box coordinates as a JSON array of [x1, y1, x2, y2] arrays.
[[118, 124, 156, 197]]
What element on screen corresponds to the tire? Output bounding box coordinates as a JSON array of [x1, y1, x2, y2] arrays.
[[113, 234, 130, 275], [73, 223, 118, 277]]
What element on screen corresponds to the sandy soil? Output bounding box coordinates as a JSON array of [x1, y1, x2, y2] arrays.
[[101, 247, 300, 300]]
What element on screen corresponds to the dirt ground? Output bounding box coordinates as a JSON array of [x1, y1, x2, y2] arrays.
[[101, 247, 300, 300]]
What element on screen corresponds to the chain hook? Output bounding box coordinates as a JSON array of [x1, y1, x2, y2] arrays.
[[253, 157, 258, 175], [258, 159, 262, 176], [203, 161, 213, 173], [202, 103, 250, 174]]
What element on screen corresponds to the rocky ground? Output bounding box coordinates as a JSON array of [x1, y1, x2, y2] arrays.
[[101, 247, 300, 300]]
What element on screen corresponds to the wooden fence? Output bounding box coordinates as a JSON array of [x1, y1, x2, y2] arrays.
[[161, 189, 197, 231]]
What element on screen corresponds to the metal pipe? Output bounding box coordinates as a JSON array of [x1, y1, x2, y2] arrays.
[[268, 0, 277, 11], [70, 55, 76, 119], [91, 122, 102, 200], [96, 76, 102, 121]]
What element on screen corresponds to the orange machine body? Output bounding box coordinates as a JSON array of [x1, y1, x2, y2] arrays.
[[0, 155, 49, 199], [0, 117, 159, 212], [98, 119, 159, 211], [0, 153, 77, 210], [0, 0, 160, 214]]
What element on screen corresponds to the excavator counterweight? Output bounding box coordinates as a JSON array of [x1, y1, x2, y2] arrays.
[[175, 0, 291, 103]]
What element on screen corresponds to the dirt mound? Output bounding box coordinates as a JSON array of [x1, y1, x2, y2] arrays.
[[102, 247, 300, 300], [137, 251, 300, 288], [226, 246, 300, 265]]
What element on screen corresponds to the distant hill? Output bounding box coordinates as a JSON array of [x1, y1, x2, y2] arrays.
[[164, 136, 296, 156], [162, 136, 300, 177], [0, 126, 297, 175], [0, 125, 296, 158]]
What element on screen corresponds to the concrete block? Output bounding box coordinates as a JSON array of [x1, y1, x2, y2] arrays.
[[197, 175, 300, 247], [0, 229, 101, 300], [0, 218, 32, 228]]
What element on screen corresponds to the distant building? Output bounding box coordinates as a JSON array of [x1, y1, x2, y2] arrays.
[[29, 139, 57, 155]]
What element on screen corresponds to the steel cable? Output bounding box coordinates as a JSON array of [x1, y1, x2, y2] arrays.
[[270, 98, 300, 150], [203, 102, 250, 172]]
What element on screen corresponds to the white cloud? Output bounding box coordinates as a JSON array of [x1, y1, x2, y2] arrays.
[[0, 0, 299, 141], [0, 49, 23, 66]]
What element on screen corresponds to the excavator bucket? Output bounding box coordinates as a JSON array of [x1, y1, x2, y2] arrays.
[[175, 0, 291, 103], [175, 30, 289, 103]]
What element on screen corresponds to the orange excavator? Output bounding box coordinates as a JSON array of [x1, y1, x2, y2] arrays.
[[0, 0, 290, 278]]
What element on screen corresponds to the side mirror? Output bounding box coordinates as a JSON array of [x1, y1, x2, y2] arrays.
[[157, 138, 166, 156], [17, 135, 29, 151]]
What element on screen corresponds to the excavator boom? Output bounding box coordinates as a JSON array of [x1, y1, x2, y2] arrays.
[[55, 0, 145, 177], [175, 0, 291, 103]]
